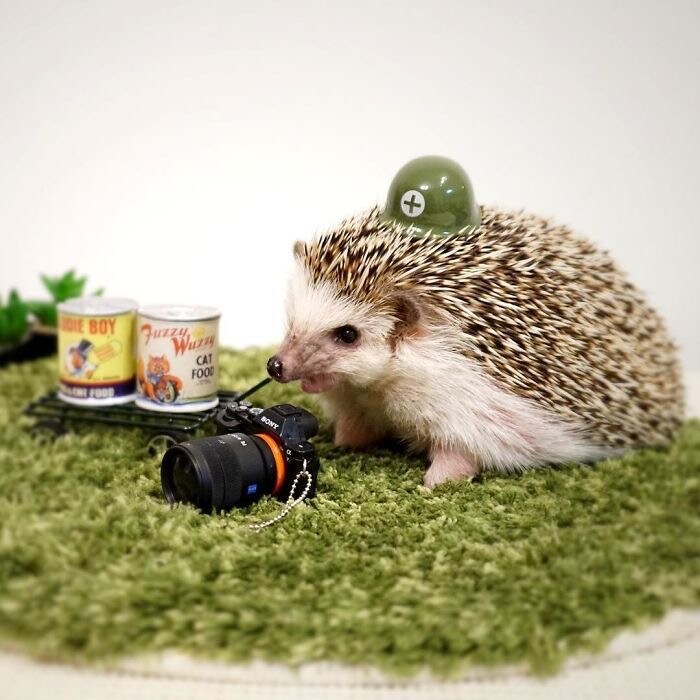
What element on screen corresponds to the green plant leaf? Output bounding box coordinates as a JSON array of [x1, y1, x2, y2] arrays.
[[27, 300, 57, 328], [36, 270, 104, 328], [0, 294, 9, 345], [0, 290, 30, 345], [41, 270, 88, 303]]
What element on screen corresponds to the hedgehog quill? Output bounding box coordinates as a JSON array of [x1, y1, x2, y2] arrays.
[[267, 158, 684, 488]]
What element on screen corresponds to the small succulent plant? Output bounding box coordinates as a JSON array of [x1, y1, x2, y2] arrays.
[[0, 271, 102, 347]]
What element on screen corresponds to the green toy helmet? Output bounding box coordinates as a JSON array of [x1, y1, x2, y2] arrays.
[[381, 155, 481, 237]]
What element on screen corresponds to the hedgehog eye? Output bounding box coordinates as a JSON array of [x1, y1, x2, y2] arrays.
[[334, 325, 359, 345]]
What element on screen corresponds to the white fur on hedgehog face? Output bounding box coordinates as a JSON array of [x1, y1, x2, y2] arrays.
[[277, 265, 395, 393]]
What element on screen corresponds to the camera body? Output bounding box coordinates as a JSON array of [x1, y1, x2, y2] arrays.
[[161, 399, 321, 513], [215, 401, 321, 503]]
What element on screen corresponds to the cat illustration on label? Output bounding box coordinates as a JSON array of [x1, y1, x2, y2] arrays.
[[137, 355, 184, 404]]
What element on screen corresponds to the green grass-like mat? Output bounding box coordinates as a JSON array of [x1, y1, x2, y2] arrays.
[[0, 349, 699, 676]]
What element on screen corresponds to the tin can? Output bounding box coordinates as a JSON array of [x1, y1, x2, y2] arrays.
[[57, 297, 137, 406], [136, 305, 220, 413]]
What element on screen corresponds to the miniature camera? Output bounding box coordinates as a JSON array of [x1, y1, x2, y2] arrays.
[[161, 401, 320, 513]]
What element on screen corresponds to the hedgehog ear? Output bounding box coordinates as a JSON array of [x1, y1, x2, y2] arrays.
[[390, 293, 423, 344], [293, 240, 305, 259]]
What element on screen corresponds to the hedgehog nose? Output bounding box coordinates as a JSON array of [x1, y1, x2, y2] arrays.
[[267, 355, 284, 380]]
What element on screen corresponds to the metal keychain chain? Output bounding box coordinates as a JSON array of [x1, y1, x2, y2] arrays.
[[248, 459, 313, 531]]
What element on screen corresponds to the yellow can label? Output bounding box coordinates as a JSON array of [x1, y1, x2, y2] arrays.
[[58, 311, 136, 401]]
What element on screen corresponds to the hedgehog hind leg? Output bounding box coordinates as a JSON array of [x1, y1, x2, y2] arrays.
[[424, 446, 481, 488]]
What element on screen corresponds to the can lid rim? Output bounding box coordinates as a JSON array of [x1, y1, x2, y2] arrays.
[[58, 297, 138, 316], [137, 304, 221, 322]]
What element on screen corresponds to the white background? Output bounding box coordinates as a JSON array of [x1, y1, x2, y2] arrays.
[[1, 0, 698, 369]]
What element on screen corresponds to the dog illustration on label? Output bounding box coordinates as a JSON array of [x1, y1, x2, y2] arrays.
[[137, 354, 184, 404], [65, 338, 123, 379], [66, 339, 96, 378]]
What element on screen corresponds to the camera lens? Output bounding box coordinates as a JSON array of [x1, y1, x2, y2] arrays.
[[170, 455, 200, 504], [161, 433, 281, 513]]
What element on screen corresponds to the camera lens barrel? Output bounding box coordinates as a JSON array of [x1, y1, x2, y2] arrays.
[[161, 433, 277, 512]]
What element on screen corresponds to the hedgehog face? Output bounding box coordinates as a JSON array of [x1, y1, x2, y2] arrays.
[[269, 271, 398, 394]]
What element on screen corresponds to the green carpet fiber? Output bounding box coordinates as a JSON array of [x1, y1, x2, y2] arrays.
[[0, 349, 699, 677]]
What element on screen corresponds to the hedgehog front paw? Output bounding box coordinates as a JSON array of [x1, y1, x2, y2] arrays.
[[333, 414, 383, 450], [424, 447, 481, 488]]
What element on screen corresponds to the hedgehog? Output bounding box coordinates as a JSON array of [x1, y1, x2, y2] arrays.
[[266, 203, 684, 488]]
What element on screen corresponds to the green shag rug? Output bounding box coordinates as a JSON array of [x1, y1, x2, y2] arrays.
[[0, 349, 699, 677]]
